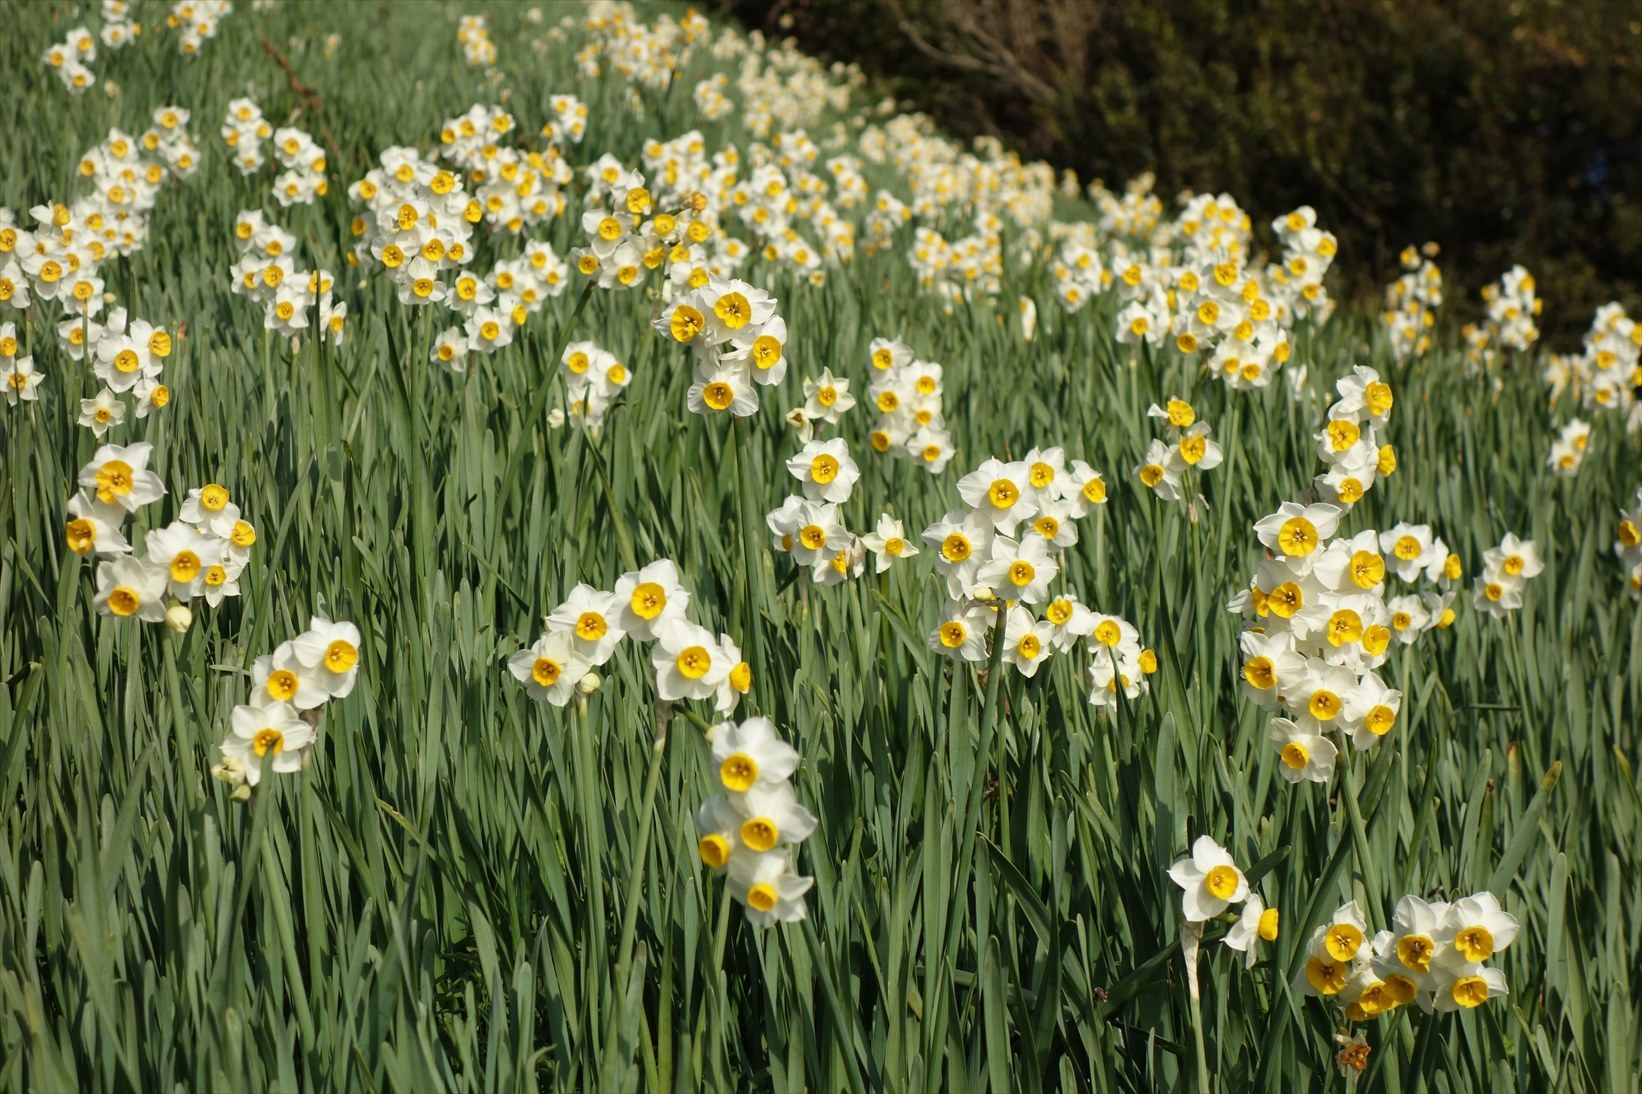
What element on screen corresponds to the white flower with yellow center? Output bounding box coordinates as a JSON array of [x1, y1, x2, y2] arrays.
[[1167, 835, 1249, 923], [179, 483, 241, 539], [292, 617, 364, 698], [78, 442, 165, 514], [726, 849, 814, 927], [92, 555, 167, 622], [1482, 533, 1544, 587], [220, 701, 314, 786], [1001, 606, 1054, 679], [975, 534, 1057, 606], [252, 641, 327, 712], [956, 457, 1035, 533], [507, 630, 587, 707], [1238, 629, 1305, 711], [800, 366, 854, 424], [860, 513, 918, 573], [786, 437, 859, 504], [1269, 717, 1336, 783], [652, 619, 729, 702], [145, 520, 223, 600], [1042, 592, 1096, 651], [1223, 894, 1280, 969], [613, 559, 691, 641], [711, 716, 801, 796], [546, 584, 625, 666], [1255, 501, 1343, 564], [65, 490, 130, 557], [1059, 459, 1108, 517]]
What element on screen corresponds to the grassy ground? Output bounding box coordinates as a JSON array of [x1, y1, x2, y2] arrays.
[[0, 1, 1638, 1090]]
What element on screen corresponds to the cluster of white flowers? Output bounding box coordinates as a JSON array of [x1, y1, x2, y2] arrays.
[[863, 337, 955, 475], [43, 3, 142, 93], [2, 115, 199, 310], [502, 555, 814, 927], [348, 147, 482, 310], [1309, 365, 1398, 508], [1463, 265, 1540, 373], [456, 13, 496, 65], [1616, 489, 1642, 602], [693, 74, 735, 121], [101, 0, 143, 48], [72, 444, 258, 631], [541, 94, 589, 146], [438, 104, 572, 236], [1376, 522, 1461, 640], [1048, 226, 1105, 314], [1381, 243, 1443, 361], [1168, 836, 1277, 968], [908, 218, 1004, 306], [1543, 302, 1641, 433], [1298, 895, 1516, 1019], [1182, 249, 1302, 392], [1545, 418, 1592, 477], [228, 210, 346, 344], [918, 452, 1150, 702], [1225, 369, 1460, 782], [766, 436, 866, 587], [1168, 840, 1519, 1019], [578, 2, 712, 92], [214, 617, 361, 792], [221, 98, 274, 175], [1087, 173, 1166, 238], [1134, 397, 1223, 503], [508, 559, 753, 714], [0, 117, 197, 413], [1041, 194, 1326, 393], [695, 717, 817, 927], [43, 25, 100, 94], [1471, 533, 1544, 620], [653, 272, 787, 418], [1235, 499, 1408, 783], [0, 324, 41, 405], [73, 307, 177, 432], [220, 98, 327, 206], [548, 339, 631, 430], [169, 0, 233, 55], [572, 160, 676, 290]]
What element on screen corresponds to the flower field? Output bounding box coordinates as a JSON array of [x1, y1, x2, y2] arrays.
[[0, 1, 1639, 1090]]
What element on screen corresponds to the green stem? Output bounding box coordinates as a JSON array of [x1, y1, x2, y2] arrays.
[[940, 607, 1009, 968], [573, 700, 607, 1048], [1187, 967, 1210, 1093], [704, 885, 734, 1086], [730, 416, 768, 710], [601, 703, 670, 1069], [801, 916, 869, 1094]]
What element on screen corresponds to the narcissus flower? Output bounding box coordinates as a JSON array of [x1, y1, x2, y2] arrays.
[[508, 630, 589, 706], [219, 701, 314, 786], [291, 617, 364, 698], [712, 716, 800, 794], [546, 583, 625, 665], [93, 555, 168, 621], [860, 513, 918, 572], [1168, 835, 1249, 922], [78, 442, 165, 513], [615, 559, 692, 641], [1223, 894, 1280, 968]]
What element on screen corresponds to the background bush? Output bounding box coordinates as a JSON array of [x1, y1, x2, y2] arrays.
[[724, 0, 1642, 340]]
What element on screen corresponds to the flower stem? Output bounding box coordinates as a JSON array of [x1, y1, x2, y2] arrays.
[[601, 702, 670, 1071]]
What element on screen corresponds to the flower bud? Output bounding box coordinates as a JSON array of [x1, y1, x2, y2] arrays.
[[576, 670, 601, 695], [165, 602, 193, 633]]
